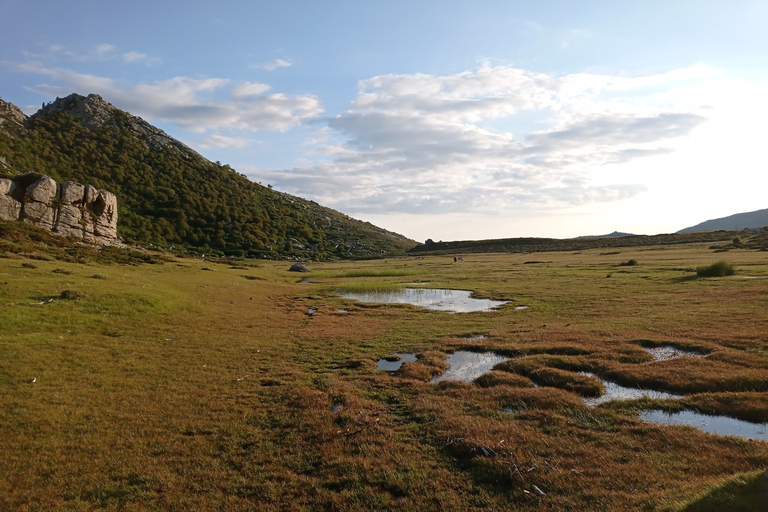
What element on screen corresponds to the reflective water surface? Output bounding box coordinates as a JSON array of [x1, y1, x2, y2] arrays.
[[581, 372, 681, 406], [375, 353, 418, 371], [640, 409, 768, 442], [642, 345, 704, 361], [339, 288, 508, 313], [431, 351, 508, 383]]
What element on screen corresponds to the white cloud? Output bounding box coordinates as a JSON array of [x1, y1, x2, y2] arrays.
[[261, 58, 292, 71], [10, 62, 323, 132], [259, 64, 718, 218], [231, 82, 272, 98], [198, 134, 252, 149]]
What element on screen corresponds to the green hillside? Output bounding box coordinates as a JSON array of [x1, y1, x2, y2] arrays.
[[0, 94, 415, 259]]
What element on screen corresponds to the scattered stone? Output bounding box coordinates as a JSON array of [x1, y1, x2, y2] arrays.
[[289, 263, 310, 272]]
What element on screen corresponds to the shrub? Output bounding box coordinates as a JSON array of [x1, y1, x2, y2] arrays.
[[696, 261, 736, 277], [619, 259, 638, 267]]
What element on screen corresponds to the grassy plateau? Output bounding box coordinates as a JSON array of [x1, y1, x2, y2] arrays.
[[2, 230, 768, 511]]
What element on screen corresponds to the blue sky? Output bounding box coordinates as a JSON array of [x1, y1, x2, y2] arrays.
[[2, 0, 767, 241]]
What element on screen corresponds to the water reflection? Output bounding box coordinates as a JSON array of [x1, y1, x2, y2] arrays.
[[339, 288, 508, 313], [642, 345, 704, 361], [432, 351, 508, 383], [375, 353, 417, 371], [581, 372, 681, 406], [640, 410, 768, 442]]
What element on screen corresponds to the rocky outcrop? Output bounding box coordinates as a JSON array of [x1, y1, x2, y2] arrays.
[[0, 97, 27, 132], [0, 173, 119, 245]]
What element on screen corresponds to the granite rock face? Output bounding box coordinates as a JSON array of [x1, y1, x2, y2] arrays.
[[0, 173, 119, 245]]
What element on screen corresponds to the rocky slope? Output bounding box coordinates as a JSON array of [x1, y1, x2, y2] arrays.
[[0, 94, 415, 259]]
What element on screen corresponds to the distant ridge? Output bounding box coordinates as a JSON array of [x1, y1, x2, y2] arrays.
[[677, 208, 768, 234], [575, 231, 634, 240]]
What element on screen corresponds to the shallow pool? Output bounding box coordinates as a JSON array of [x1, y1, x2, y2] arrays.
[[339, 288, 508, 313], [375, 353, 418, 372], [431, 351, 508, 383], [640, 409, 768, 442], [642, 345, 704, 361], [581, 372, 681, 406]]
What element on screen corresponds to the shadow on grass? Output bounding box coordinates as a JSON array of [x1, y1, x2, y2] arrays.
[[672, 469, 767, 512]]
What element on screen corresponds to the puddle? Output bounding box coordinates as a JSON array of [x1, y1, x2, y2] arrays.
[[640, 410, 768, 442], [376, 353, 417, 371], [515, 305, 529, 310], [463, 334, 488, 342], [431, 351, 508, 383], [336, 308, 349, 313], [581, 372, 681, 406], [642, 345, 704, 361], [339, 288, 508, 313]]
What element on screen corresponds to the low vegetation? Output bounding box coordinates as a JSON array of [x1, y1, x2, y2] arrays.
[[2, 234, 768, 511], [697, 260, 736, 277]]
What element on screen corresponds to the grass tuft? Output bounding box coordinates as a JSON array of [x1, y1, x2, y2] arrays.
[[696, 261, 736, 277]]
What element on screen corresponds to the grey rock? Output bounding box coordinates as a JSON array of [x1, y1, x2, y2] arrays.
[[0, 193, 21, 221], [60, 181, 86, 205], [25, 175, 58, 203], [0, 173, 119, 245], [289, 264, 311, 272]]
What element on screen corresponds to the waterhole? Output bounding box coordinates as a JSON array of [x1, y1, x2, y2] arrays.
[[581, 372, 681, 407], [642, 345, 704, 361], [431, 351, 508, 383], [339, 288, 508, 313], [640, 410, 768, 442], [375, 353, 417, 371]]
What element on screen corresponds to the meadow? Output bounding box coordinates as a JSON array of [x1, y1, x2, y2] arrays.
[[2, 238, 768, 511]]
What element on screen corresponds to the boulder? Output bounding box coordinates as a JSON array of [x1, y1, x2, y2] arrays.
[[0, 173, 119, 245], [0, 193, 21, 221], [59, 181, 86, 205], [55, 204, 85, 237], [91, 190, 118, 240], [289, 264, 311, 272], [25, 175, 58, 203]]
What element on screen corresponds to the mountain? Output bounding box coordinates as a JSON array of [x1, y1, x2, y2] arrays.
[[575, 231, 634, 240], [0, 94, 415, 259], [677, 208, 768, 234]]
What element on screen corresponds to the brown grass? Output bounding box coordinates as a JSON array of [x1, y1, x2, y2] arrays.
[[2, 237, 768, 510]]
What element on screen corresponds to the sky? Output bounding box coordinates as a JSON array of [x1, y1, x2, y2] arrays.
[[1, 0, 767, 242]]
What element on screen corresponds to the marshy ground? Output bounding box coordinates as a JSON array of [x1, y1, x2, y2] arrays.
[[2, 241, 768, 510]]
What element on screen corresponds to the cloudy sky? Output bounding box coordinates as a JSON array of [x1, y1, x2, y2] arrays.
[[2, 0, 767, 241]]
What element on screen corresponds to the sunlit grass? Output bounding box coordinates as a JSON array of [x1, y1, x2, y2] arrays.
[[3, 239, 768, 510]]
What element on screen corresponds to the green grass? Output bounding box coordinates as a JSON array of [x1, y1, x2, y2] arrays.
[[3, 241, 768, 510], [696, 260, 736, 277]]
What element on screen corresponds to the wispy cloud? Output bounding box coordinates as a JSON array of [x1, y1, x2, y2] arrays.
[[256, 58, 292, 71], [256, 64, 710, 215], [8, 61, 323, 132], [198, 134, 252, 149]]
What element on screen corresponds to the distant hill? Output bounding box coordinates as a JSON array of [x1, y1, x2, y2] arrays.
[[575, 231, 634, 240], [407, 231, 747, 256], [677, 208, 768, 234], [0, 94, 415, 259]]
